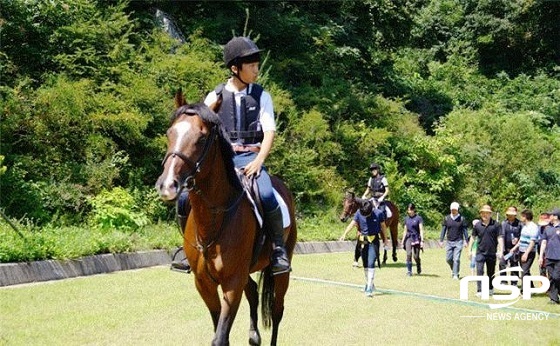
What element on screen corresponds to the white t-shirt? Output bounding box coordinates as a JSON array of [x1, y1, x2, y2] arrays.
[[204, 80, 275, 146], [519, 221, 539, 252]]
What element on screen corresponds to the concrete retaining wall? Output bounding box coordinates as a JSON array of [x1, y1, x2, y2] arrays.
[[0, 240, 438, 287]]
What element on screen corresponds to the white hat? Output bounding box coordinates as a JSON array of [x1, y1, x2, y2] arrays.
[[450, 202, 460, 210]]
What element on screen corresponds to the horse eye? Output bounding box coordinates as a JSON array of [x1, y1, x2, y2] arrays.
[[197, 136, 207, 146]]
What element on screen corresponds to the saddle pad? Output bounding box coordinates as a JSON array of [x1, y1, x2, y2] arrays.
[[273, 189, 291, 228], [246, 189, 290, 229]]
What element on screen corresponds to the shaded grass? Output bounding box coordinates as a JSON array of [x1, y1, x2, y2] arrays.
[[1, 249, 558, 345]]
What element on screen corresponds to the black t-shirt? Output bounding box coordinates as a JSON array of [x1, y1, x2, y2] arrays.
[[442, 214, 468, 242], [542, 224, 560, 260], [472, 219, 502, 256], [500, 219, 522, 251]]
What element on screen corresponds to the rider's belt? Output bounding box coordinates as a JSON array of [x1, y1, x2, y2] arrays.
[[359, 234, 378, 243], [232, 145, 260, 153]]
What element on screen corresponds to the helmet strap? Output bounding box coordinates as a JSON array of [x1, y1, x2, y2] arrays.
[[231, 64, 250, 87]]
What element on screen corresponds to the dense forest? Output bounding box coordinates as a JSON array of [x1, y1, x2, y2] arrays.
[[1, 0, 560, 232]]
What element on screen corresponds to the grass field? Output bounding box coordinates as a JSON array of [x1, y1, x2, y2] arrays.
[[1, 248, 559, 345]]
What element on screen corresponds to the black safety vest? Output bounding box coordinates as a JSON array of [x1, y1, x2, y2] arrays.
[[215, 83, 264, 144], [368, 175, 386, 194]]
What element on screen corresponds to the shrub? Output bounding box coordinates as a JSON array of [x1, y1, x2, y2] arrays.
[[88, 187, 148, 231]]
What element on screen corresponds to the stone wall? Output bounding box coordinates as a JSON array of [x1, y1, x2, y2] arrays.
[[0, 240, 438, 287]]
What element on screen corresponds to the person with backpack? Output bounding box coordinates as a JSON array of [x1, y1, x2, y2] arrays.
[[439, 202, 469, 280], [173, 36, 290, 275]]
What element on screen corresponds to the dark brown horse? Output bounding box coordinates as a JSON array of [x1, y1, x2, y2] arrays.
[[155, 91, 296, 346], [340, 191, 399, 264]]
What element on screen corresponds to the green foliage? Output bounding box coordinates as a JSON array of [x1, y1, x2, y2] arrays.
[[1, 0, 559, 262], [0, 155, 6, 176], [435, 109, 560, 215], [0, 221, 180, 263], [87, 187, 148, 231]]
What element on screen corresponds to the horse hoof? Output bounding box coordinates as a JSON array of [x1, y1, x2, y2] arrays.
[[393, 255, 398, 262], [249, 331, 261, 346], [382, 260, 387, 265]]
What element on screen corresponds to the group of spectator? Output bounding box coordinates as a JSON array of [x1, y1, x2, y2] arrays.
[[439, 203, 560, 305], [339, 163, 559, 305]]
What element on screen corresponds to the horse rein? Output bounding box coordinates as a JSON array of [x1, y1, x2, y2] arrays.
[[162, 111, 246, 282]]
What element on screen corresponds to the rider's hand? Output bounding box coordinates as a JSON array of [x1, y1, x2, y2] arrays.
[[243, 158, 264, 177]]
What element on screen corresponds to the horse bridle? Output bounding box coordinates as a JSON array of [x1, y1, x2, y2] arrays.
[[161, 111, 245, 282], [160, 113, 218, 193]]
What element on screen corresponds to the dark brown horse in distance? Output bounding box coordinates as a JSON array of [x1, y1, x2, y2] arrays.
[[340, 191, 399, 264]]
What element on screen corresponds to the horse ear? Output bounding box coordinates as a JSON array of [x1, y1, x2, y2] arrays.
[[174, 88, 187, 108]]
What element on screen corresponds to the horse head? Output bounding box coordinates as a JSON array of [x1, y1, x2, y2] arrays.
[[340, 191, 359, 222], [155, 89, 235, 202]]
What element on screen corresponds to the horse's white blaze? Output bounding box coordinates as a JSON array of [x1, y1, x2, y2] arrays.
[[160, 120, 192, 199], [172, 121, 192, 153]]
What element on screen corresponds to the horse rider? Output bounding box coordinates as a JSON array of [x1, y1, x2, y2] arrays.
[[362, 162, 391, 218], [172, 36, 291, 276]]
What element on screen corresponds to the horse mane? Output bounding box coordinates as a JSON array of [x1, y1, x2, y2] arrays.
[[172, 103, 242, 191]]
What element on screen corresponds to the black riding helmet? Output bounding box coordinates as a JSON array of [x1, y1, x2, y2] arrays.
[[223, 37, 262, 68], [369, 163, 380, 171]]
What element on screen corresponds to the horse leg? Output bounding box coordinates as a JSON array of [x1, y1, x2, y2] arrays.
[[391, 221, 399, 262], [383, 248, 388, 265], [212, 279, 246, 346], [270, 274, 289, 346], [244, 276, 261, 346], [194, 277, 221, 331]]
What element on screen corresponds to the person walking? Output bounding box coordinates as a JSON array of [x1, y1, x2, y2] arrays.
[[468, 205, 503, 296], [340, 200, 389, 297], [537, 212, 552, 278], [499, 206, 522, 285], [509, 209, 539, 289], [470, 219, 480, 276], [401, 203, 424, 276], [439, 202, 469, 280], [539, 208, 560, 304]]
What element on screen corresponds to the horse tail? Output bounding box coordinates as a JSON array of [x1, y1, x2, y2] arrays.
[[259, 266, 274, 329]]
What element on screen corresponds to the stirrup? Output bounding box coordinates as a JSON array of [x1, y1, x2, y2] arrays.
[[271, 264, 292, 276], [271, 248, 291, 276], [170, 247, 191, 274]]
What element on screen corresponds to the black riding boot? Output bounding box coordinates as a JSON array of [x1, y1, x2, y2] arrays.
[[171, 192, 192, 273], [265, 205, 291, 275]]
